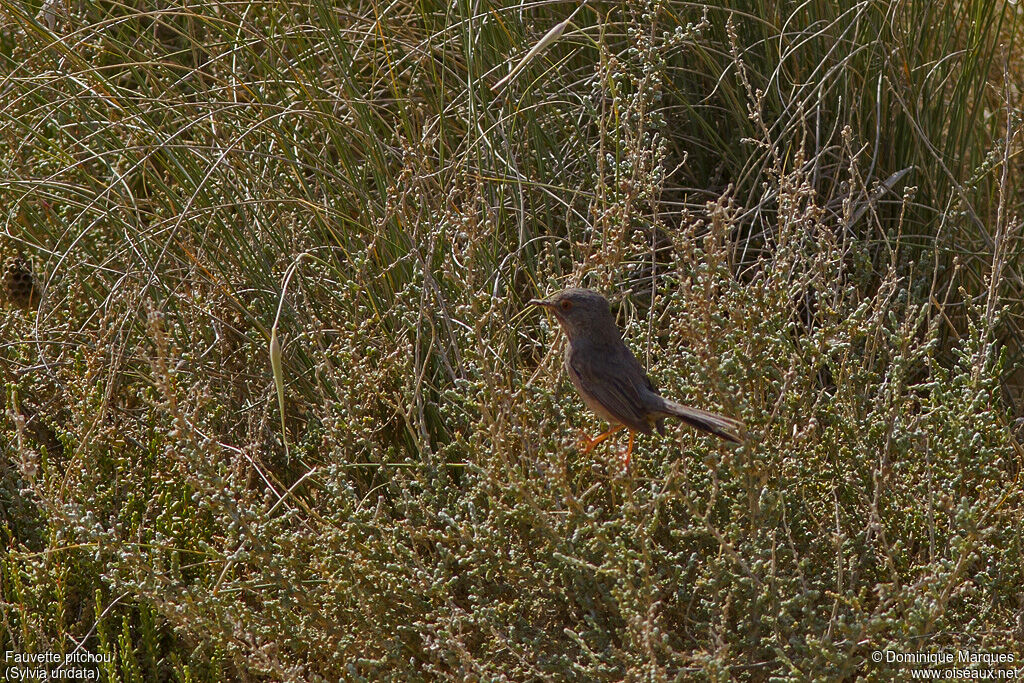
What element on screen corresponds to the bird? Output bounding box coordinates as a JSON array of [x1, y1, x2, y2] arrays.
[[530, 288, 743, 468]]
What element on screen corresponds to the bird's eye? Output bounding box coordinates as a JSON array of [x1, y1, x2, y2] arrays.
[[560, 299, 572, 310]]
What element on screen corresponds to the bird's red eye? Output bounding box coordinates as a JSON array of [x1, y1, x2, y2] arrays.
[[560, 299, 572, 310]]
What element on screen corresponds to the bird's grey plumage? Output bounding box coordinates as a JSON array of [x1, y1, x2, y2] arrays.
[[530, 287, 743, 444], [567, 334, 658, 433]]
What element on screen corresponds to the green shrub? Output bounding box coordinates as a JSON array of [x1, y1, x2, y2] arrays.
[[2, 0, 1021, 680]]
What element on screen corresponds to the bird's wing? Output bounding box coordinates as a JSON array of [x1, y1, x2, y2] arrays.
[[622, 342, 660, 397], [568, 343, 655, 432]]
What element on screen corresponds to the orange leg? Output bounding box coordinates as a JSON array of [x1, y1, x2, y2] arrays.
[[578, 424, 624, 454], [622, 430, 635, 470]]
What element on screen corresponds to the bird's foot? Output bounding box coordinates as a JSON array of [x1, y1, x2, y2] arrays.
[[575, 425, 624, 455], [576, 430, 597, 454]]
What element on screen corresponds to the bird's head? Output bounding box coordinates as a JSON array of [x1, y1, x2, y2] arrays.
[[529, 288, 619, 343]]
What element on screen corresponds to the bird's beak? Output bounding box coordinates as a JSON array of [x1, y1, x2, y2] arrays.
[[529, 298, 555, 308]]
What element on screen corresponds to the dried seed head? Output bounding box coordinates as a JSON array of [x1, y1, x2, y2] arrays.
[[4, 256, 40, 310]]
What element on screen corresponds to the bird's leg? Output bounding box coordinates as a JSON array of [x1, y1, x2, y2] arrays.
[[578, 424, 624, 454], [622, 430, 635, 470]]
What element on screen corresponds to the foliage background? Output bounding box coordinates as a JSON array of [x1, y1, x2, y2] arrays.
[[1, 0, 1023, 680]]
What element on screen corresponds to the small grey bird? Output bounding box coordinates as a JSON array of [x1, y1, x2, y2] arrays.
[[530, 288, 743, 466]]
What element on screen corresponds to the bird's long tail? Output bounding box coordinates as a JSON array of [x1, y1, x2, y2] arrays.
[[656, 398, 744, 443]]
